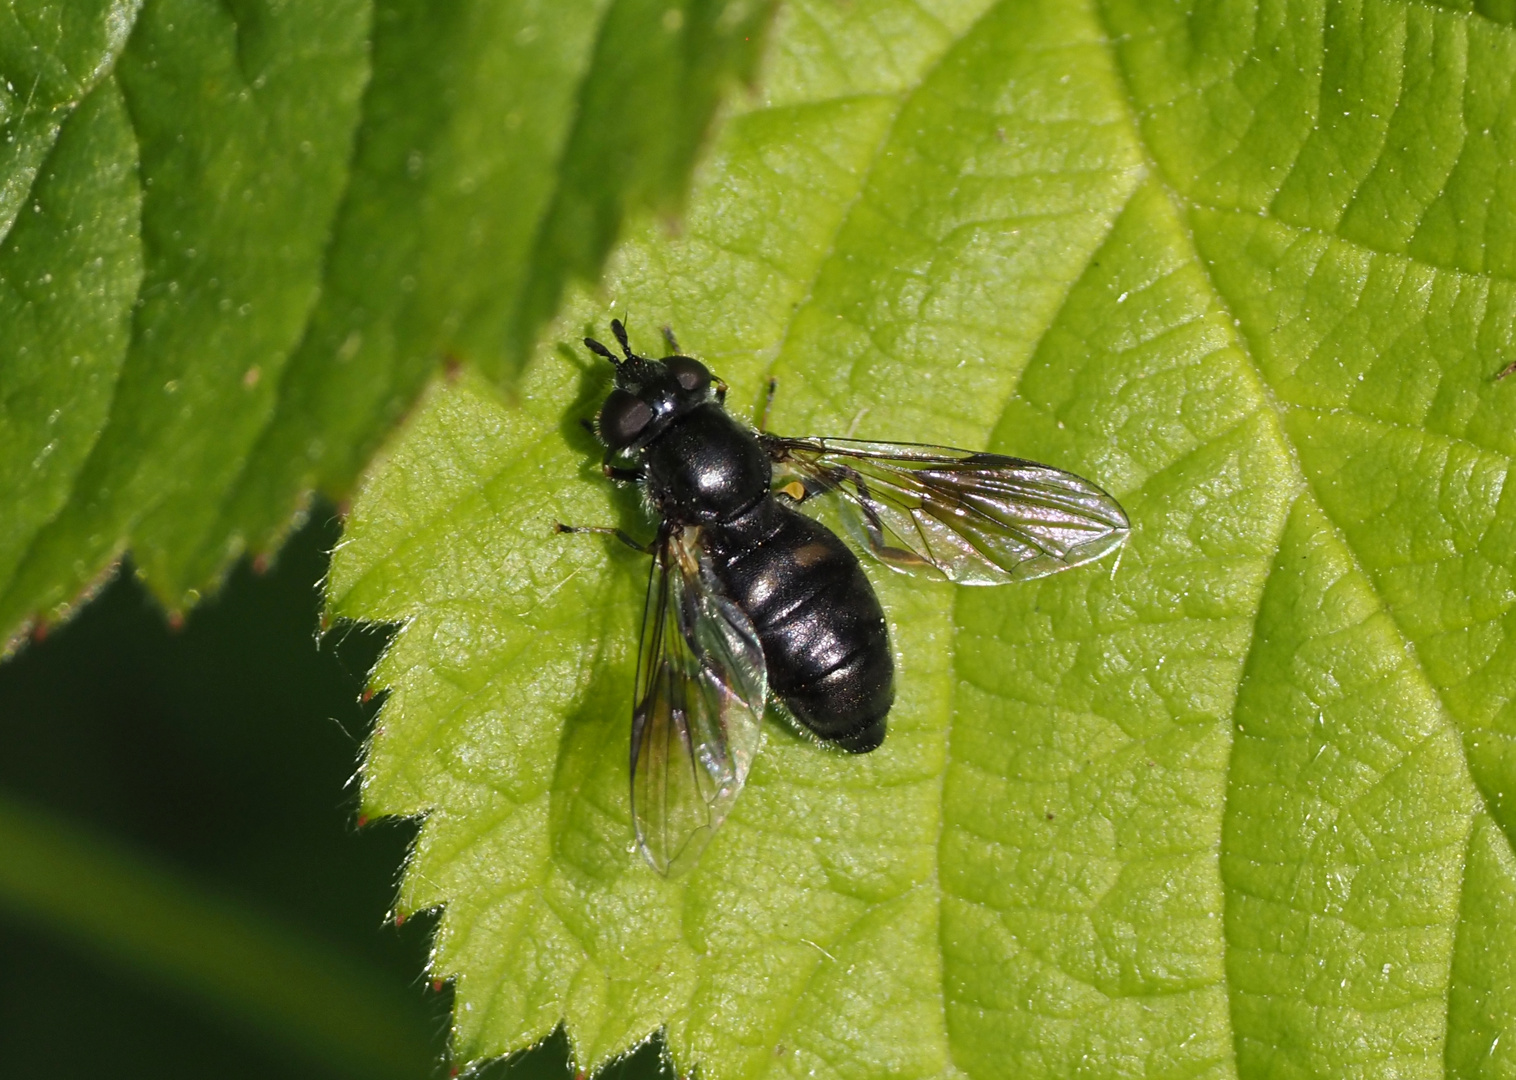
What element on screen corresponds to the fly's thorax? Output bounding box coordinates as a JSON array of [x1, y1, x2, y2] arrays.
[[642, 403, 772, 524]]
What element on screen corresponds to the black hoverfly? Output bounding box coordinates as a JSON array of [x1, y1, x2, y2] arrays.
[[562, 320, 1129, 875]]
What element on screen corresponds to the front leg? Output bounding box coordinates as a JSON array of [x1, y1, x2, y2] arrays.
[[602, 457, 644, 484], [555, 523, 652, 554], [583, 418, 643, 482], [601, 445, 644, 483]]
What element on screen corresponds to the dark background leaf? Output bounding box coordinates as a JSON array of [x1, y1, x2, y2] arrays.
[[0, 0, 775, 651], [0, 513, 654, 1078]]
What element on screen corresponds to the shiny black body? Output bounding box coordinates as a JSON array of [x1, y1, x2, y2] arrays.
[[578, 321, 1131, 873], [648, 403, 893, 752], [592, 334, 894, 753]]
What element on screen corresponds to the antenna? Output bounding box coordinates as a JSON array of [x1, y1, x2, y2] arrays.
[[583, 336, 619, 364], [610, 318, 634, 359]]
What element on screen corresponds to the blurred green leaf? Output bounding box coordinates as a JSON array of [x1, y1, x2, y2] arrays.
[[0, 0, 141, 635], [329, 0, 1516, 1077], [0, 791, 437, 1080], [0, 0, 773, 649], [0, 0, 136, 237], [0, 76, 140, 623]]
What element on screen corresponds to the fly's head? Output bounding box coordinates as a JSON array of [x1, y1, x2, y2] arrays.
[[585, 319, 716, 455]]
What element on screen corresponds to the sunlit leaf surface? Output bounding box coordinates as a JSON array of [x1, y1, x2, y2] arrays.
[[329, 0, 1516, 1077]]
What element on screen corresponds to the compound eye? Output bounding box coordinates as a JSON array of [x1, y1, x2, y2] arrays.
[[665, 356, 711, 395], [598, 389, 654, 449]]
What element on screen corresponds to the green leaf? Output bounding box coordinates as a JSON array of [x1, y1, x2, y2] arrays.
[[0, 0, 136, 238], [0, 75, 141, 612], [0, 0, 772, 648], [0, 0, 141, 622], [329, 0, 1516, 1076]]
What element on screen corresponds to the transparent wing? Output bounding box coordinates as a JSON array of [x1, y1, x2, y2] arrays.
[[631, 525, 767, 876], [763, 435, 1130, 585]]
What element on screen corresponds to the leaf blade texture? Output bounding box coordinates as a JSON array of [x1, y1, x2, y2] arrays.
[[331, 0, 1516, 1077]]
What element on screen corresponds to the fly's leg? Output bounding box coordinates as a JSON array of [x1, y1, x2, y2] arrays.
[[554, 523, 652, 554], [601, 457, 643, 483], [581, 418, 643, 482], [831, 464, 926, 568], [759, 377, 777, 433], [831, 464, 886, 548]]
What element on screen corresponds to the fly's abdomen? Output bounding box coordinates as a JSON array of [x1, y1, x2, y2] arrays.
[[709, 503, 894, 752]]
